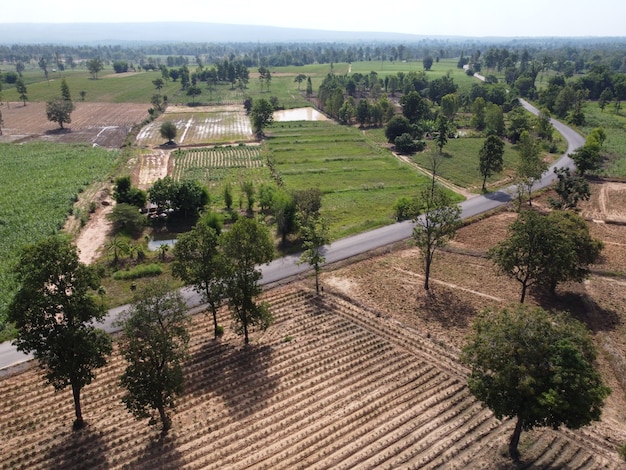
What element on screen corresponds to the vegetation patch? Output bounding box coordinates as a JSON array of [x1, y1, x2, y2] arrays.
[[113, 264, 163, 280], [0, 142, 118, 339]]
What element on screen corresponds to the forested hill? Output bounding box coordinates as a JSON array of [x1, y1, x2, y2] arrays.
[[0, 22, 436, 45]]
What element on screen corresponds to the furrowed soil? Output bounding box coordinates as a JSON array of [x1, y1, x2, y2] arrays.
[[0, 102, 149, 148], [1, 182, 626, 469]]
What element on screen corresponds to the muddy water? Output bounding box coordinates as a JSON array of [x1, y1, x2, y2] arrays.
[[273, 107, 330, 122]]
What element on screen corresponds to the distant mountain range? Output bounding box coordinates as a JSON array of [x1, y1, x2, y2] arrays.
[[0, 22, 441, 45], [0, 23, 623, 46]]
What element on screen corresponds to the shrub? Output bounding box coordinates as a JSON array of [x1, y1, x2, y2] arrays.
[[113, 264, 163, 280]]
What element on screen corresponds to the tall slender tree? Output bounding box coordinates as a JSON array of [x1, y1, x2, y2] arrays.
[[118, 282, 190, 435], [172, 215, 225, 338], [479, 134, 505, 192], [412, 187, 461, 291], [221, 217, 274, 344]]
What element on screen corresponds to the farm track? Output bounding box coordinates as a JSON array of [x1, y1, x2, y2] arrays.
[[0, 285, 623, 469]]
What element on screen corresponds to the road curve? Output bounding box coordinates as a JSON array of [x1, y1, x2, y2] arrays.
[[0, 101, 585, 372]]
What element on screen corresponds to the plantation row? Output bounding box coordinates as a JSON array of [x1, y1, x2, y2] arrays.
[[0, 286, 621, 469]]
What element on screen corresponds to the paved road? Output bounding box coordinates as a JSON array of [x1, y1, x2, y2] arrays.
[[0, 100, 585, 372]]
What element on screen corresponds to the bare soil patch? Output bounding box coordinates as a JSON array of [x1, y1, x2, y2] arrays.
[[0, 102, 148, 147]]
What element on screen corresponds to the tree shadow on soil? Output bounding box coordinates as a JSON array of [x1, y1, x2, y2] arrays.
[[45, 128, 71, 135], [188, 341, 279, 420], [131, 433, 185, 469], [417, 286, 476, 329], [534, 291, 621, 333], [45, 423, 109, 469]]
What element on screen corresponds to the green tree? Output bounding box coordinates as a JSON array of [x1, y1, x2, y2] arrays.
[[488, 210, 552, 303], [462, 305, 609, 460], [294, 73, 307, 90], [272, 189, 297, 246], [571, 138, 601, 176], [172, 216, 224, 339], [400, 91, 430, 123], [152, 78, 165, 92], [548, 167, 591, 210], [306, 77, 313, 97], [293, 187, 323, 227], [412, 187, 461, 291], [60, 78, 72, 102], [223, 182, 233, 210], [186, 85, 202, 104], [7, 235, 112, 429], [433, 115, 452, 154], [542, 210, 602, 293], [160, 121, 177, 144], [114, 176, 147, 208], [479, 134, 505, 192], [516, 131, 547, 206], [16, 77, 28, 106], [46, 98, 75, 129], [86, 57, 104, 79], [385, 115, 413, 143], [221, 217, 274, 345], [470, 97, 486, 131], [108, 203, 145, 238], [422, 55, 434, 71], [598, 88, 612, 112], [250, 98, 274, 136], [485, 103, 505, 136], [440, 93, 458, 121], [536, 108, 554, 141], [118, 282, 190, 435], [240, 180, 256, 213], [355, 99, 370, 127], [298, 215, 329, 295]]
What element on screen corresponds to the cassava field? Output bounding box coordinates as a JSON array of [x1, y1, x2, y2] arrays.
[[1, 185, 626, 469]]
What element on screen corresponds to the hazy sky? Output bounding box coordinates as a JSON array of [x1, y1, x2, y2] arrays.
[[3, 0, 625, 37]]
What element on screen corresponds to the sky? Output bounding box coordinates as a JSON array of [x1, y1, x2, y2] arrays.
[[3, 0, 625, 38]]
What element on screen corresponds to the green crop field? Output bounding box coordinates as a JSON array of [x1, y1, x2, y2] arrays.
[[0, 142, 119, 339], [265, 120, 436, 239], [169, 145, 272, 208]]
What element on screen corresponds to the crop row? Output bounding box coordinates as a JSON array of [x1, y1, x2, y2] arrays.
[[0, 286, 622, 469]]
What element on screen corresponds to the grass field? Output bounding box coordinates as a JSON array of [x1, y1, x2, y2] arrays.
[[581, 105, 626, 177], [265, 120, 435, 239], [0, 142, 120, 339]]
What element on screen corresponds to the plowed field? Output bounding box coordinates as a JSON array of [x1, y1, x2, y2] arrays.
[[0, 102, 149, 148], [1, 183, 626, 469]]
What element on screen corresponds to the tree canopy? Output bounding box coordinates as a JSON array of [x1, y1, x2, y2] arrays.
[[250, 98, 274, 136], [488, 209, 602, 302], [172, 215, 225, 339], [221, 217, 274, 344], [412, 187, 461, 291], [462, 305, 610, 460], [118, 282, 190, 435], [7, 235, 112, 429], [46, 98, 75, 129]]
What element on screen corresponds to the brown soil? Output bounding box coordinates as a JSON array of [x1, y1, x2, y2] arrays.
[[0, 102, 149, 148], [2, 182, 626, 468]]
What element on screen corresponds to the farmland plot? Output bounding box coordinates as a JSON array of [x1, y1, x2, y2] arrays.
[[170, 145, 271, 203], [0, 102, 148, 148], [0, 286, 622, 469], [136, 105, 253, 147]]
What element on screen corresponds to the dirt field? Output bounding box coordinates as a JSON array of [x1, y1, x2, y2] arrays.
[[0, 102, 149, 148], [1, 181, 626, 469]]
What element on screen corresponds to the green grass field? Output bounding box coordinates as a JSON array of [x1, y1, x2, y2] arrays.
[[0, 142, 120, 339], [580, 104, 626, 177], [265, 120, 435, 239]]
